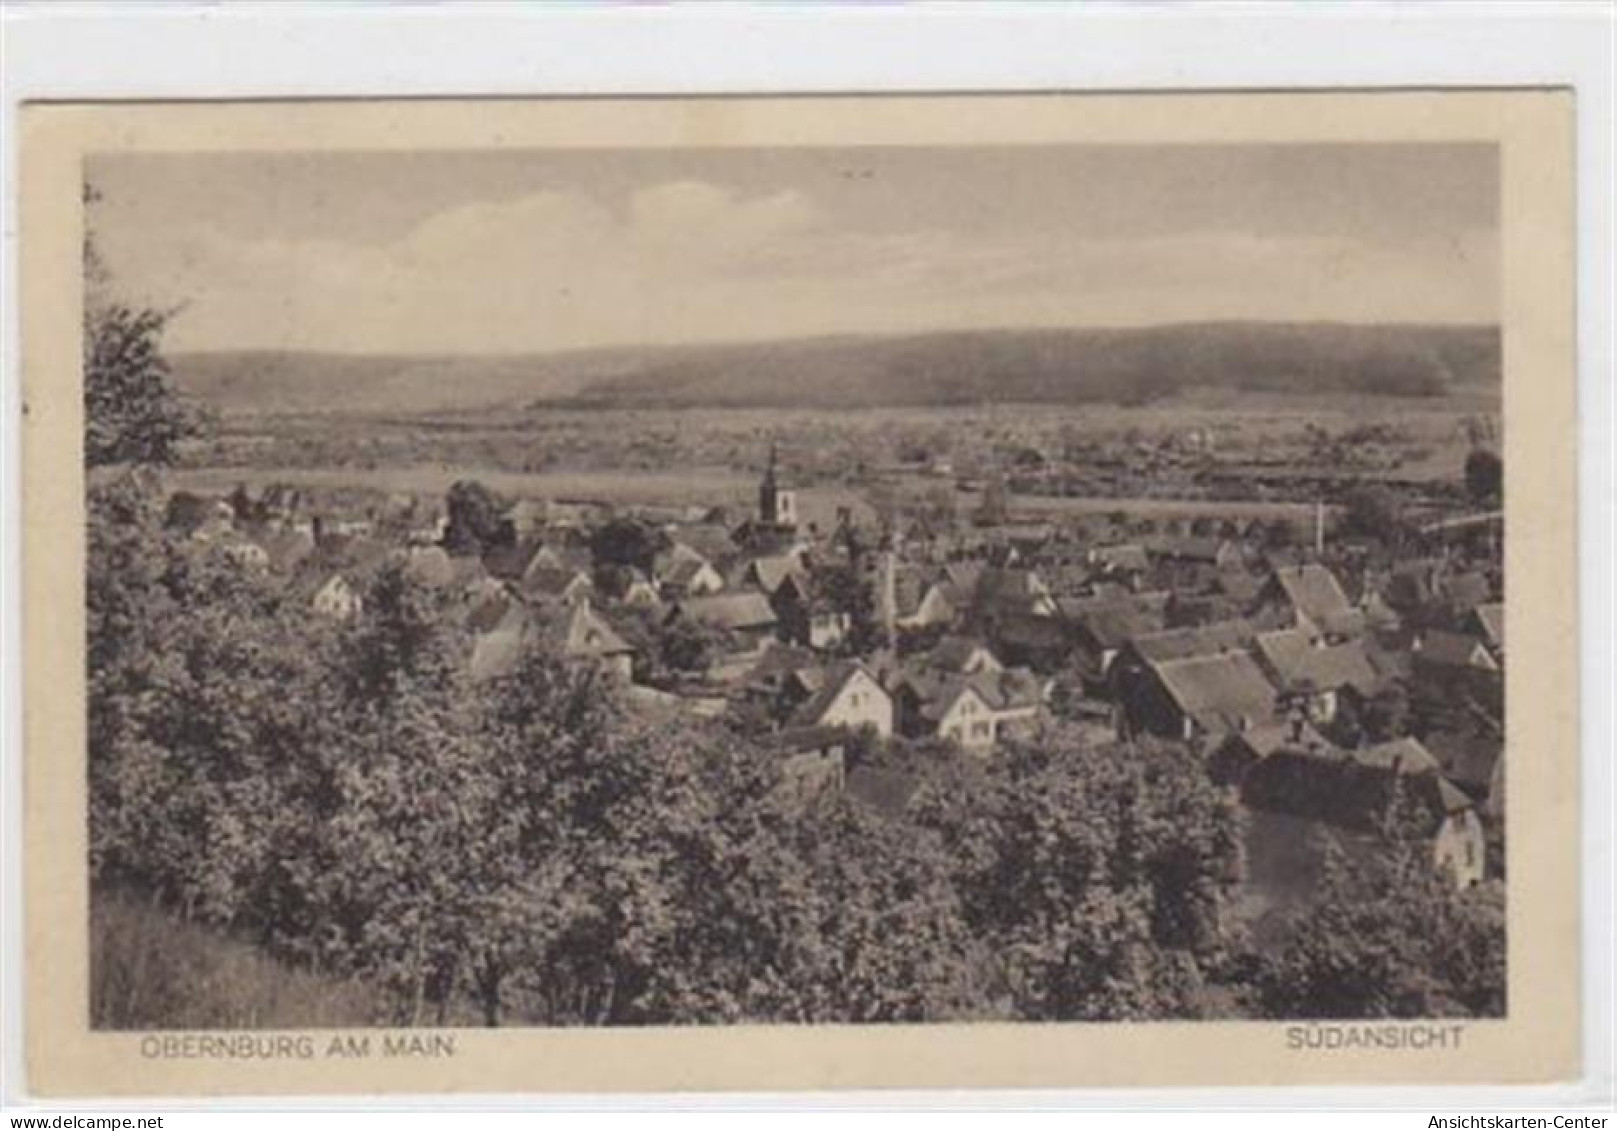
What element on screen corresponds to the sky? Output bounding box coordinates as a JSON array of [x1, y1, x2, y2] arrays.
[[87, 143, 1499, 356]]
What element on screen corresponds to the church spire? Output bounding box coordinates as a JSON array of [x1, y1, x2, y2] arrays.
[[757, 435, 796, 530]]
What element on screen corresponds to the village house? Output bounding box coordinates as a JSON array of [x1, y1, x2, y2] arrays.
[[887, 566, 959, 631], [971, 567, 1058, 625], [310, 572, 363, 621], [669, 591, 780, 672], [1413, 629, 1500, 676], [166, 491, 236, 542], [1239, 736, 1486, 891], [1467, 601, 1505, 660], [468, 596, 636, 681], [1066, 602, 1164, 686], [892, 667, 1045, 754], [1112, 629, 1278, 742], [520, 562, 595, 606], [1086, 543, 1151, 589], [738, 552, 808, 598], [991, 612, 1078, 673], [1251, 563, 1366, 640], [1208, 718, 1335, 788], [599, 566, 663, 611], [915, 634, 1002, 676], [785, 661, 894, 738], [1250, 628, 1381, 724], [1423, 726, 1505, 817], [766, 570, 850, 651], [217, 535, 270, 571], [543, 598, 636, 680], [656, 554, 727, 599]]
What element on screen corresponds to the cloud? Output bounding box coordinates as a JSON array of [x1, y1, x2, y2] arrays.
[[94, 179, 1498, 355]]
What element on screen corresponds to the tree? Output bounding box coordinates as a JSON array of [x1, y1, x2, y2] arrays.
[[590, 517, 667, 574], [442, 479, 509, 556], [816, 562, 879, 655], [1464, 448, 1503, 507], [910, 731, 1247, 1020], [1342, 485, 1404, 543], [83, 186, 199, 467], [1252, 807, 1505, 1020]]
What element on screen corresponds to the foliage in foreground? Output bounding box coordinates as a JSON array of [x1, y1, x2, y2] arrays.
[[1253, 791, 1507, 1020], [87, 473, 1504, 1027]]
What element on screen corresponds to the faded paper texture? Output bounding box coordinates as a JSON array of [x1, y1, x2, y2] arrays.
[[21, 90, 1577, 1096]]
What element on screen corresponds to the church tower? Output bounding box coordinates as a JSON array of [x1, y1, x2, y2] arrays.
[[758, 440, 797, 529]]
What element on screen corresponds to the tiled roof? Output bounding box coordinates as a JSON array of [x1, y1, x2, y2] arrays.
[[678, 591, 777, 631], [1132, 619, 1255, 663], [1270, 563, 1354, 625], [1472, 602, 1505, 650], [1153, 652, 1277, 734]]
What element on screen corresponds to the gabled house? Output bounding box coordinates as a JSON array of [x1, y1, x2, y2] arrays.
[[310, 573, 363, 621], [1252, 563, 1365, 640], [767, 571, 850, 651], [1116, 646, 1277, 743], [889, 568, 958, 631], [787, 661, 893, 738], [921, 634, 1004, 677], [669, 591, 780, 669], [520, 563, 595, 606], [481, 538, 548, 584], [1467, 602, 1505, 660], [470, 596, 636, 681], [1423, 726, 1505, 816], [1239, 736, 1486, 890], [657, 556, 726, 599], [992, 612, 1077, 672], [541, 599, 636, 680], [1413, 629, 1500, 674], [1146, 536, 1244, 570], [1251, 629, 1381, 724], [1209, 719, 1336, 788], [217, 536, 270, 571], [738, 644, 824, 721], [741, 553, 807, 598], [1066, 602, 1164, 686], [1087, 543, 1151, 587], [607, 567, 664, 611], [972, 567, 1058, 623], [893, 666, 1045, 754]]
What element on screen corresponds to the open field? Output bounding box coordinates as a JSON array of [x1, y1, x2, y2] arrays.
[[167, 464, 759, 508], [164, 462, 1331, 526]]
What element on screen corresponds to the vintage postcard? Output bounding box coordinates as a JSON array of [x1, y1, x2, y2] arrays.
[[20, 90, 1578, 1096]]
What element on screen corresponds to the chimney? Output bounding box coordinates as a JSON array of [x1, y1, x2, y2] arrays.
[[883, 549, 898, 652], [1314, 499, 1325, 557]]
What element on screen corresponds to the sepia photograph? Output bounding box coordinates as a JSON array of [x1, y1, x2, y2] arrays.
[[17, 91, 1581, 1095]]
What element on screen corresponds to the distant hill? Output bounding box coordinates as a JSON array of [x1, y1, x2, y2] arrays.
[[171, 322, 1499, 415]]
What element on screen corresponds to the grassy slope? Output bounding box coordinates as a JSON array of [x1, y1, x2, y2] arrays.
[[91, 891, 388, 1030]]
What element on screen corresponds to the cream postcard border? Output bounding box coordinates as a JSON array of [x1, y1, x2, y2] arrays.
[[20, 90, 1578, 1096]]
